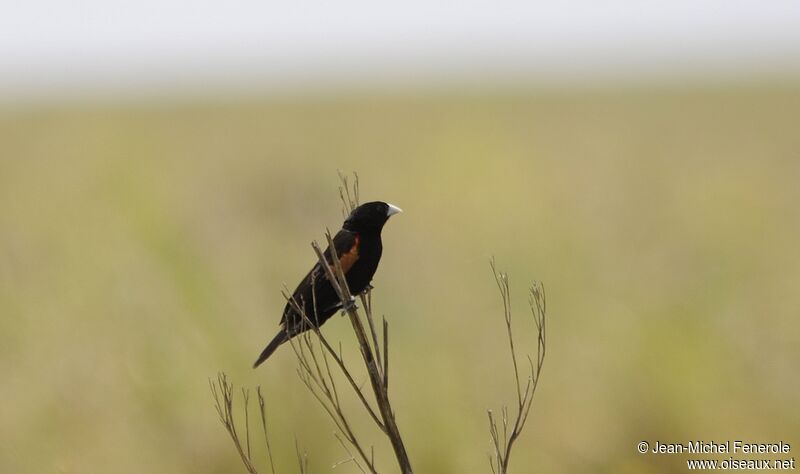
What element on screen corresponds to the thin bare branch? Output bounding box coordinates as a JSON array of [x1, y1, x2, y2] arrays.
[[209, 373, 261, 474], [243, 388, 252, 460], [284, 294, 379, 474], [362, 292, 384, 379], [281, 289, 385, 430], [333, 433, 367, 474], [487, 260, 548, 474], [295, 438, 309, 474], [337, 170, 360, 216], [382, 317, 389, 391], [256, 387, 277, 474]]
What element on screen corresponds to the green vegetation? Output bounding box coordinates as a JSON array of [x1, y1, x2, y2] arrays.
[[1, 81, 798, 473]]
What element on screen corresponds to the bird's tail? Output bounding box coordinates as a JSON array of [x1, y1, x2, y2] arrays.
[[253, 329, 289, 368]]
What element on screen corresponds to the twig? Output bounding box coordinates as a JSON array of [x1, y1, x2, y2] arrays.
[[337, 170, 360, 216], [282, 289, 385, 431], [362, 292, 384, 379], [382, 317, 389, 391], [295, 438, 309, 474], [487, 259, 548, 473], [244, 388, 253, 460], [209, 373, 261, 474], [333, 433, 368, 474], [257, 387, 277, 474], [285, 299, 379, 473]]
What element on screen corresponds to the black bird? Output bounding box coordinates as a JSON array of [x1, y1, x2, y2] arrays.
[[253, 201, 402, 367]]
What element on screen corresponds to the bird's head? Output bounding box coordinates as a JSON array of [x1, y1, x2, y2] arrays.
[[343, 201, 402, 233]]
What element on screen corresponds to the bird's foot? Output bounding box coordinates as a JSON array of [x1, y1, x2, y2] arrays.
[[341, 296, 359, 313]]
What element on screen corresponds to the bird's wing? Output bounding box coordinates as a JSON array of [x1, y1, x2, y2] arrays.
[[280, 229, 360, 324], [325, 228, 361, 274]]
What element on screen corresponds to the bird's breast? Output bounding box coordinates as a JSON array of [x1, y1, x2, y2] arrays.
[[345, 237, 382, 294]]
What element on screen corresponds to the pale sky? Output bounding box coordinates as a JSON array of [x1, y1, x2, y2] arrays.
[[2, 0, 799, 99]]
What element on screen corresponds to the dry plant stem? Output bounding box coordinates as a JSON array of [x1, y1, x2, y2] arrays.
[[283, 289, 385, 431], [309, 232, 413, 474], [282, 285, 378, 473], [333, 433, 369, 474], [381, 317, 389, 390], [257, 387, 277, 474], [210, 373, 277, 474], [287, 326, 377, 474], [487, 259, 547, 474], [361, 292, 385, 380], [295, 439, 309, 474], [243, 389, 252, 460], [337, 170, 360, 217]]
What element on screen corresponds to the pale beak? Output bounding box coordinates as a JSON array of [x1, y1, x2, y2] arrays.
[[386, 203, 403, 217]]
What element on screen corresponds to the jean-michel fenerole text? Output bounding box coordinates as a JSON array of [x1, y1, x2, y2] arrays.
[[651, 440, 791, 455]]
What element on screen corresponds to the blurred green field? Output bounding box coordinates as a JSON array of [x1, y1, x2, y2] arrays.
[[1, 82, 799, 473]]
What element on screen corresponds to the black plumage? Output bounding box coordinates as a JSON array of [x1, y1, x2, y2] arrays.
[[253, 201, 402, 367]]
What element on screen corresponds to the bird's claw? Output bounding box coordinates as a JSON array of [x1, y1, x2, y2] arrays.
[[341, 296, 358, 313]]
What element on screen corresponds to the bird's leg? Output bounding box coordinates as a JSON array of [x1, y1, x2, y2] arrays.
[[359, 284, 374, 295]]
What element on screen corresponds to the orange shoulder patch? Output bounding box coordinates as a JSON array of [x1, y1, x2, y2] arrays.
[[338, 234, 360, 274]]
